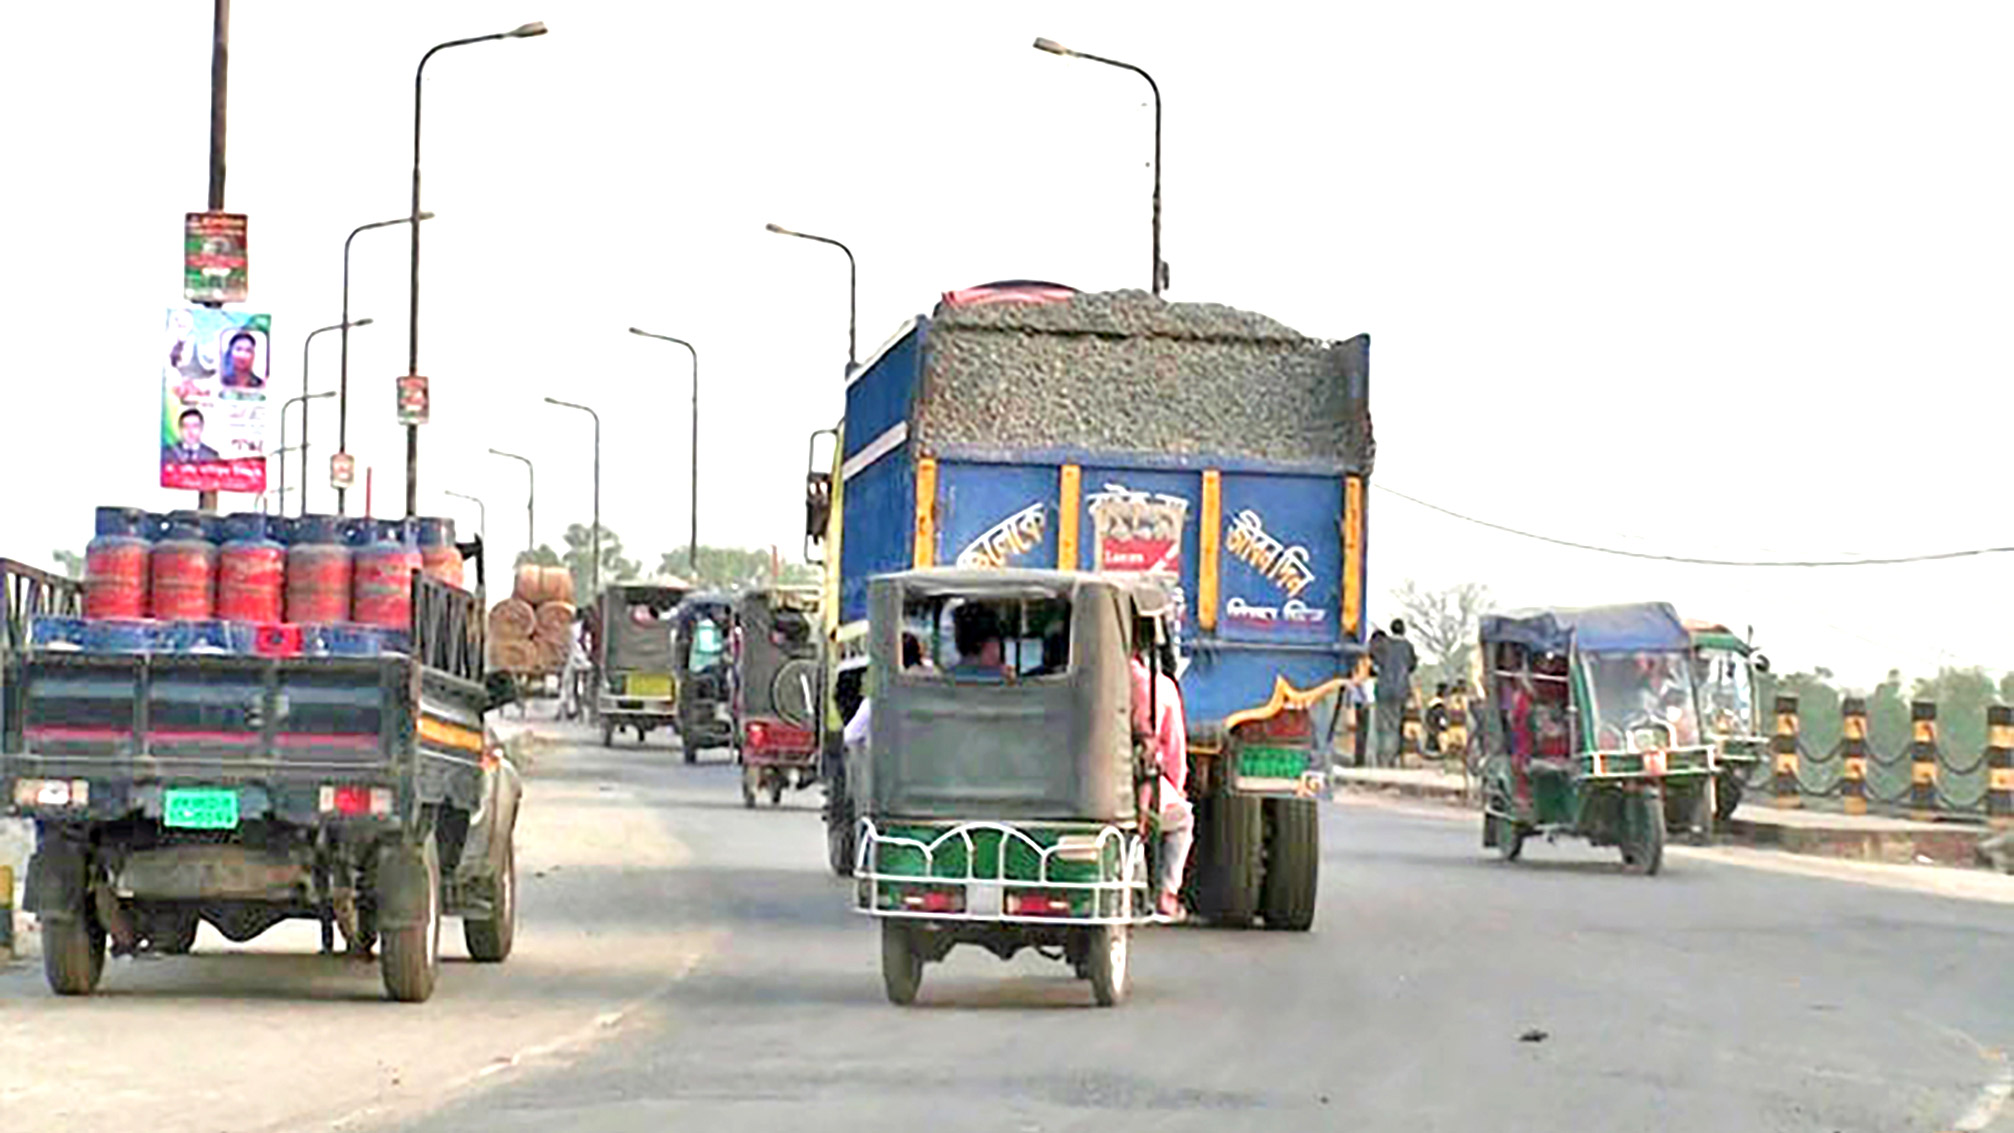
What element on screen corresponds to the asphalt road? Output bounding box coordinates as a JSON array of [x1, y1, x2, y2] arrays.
[[401, 731, 2014, 1133], [4, 728, 2011, 1133]]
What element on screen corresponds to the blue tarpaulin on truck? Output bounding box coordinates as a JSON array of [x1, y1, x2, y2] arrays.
[[1481, 602, 1691, 655]]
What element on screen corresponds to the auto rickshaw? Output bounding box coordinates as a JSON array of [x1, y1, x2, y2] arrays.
[[734, 586, 823, 807], [670, 593, 736, 763], [595, 583, 686, 747], [1683, 620, 1771, 823], [850, 568, 1166, 1007], [1477, 603, 1716, 875]]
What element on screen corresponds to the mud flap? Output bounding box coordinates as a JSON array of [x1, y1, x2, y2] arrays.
[[374, 841, 434, 931], [22, 841, 87, 918]]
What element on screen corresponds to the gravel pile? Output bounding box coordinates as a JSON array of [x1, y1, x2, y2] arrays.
[[915, 290, 1374, 472]]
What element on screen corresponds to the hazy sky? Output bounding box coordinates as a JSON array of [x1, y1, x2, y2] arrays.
[[4, 1, 2010, 689]]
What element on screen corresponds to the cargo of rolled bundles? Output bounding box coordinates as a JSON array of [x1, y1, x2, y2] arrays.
[[487, 598, 537, 641]]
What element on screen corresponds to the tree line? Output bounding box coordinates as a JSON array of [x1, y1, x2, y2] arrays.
[[512, 523, 816, 606]]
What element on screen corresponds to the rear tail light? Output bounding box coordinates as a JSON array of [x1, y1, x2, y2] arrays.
[[747, 722, 767, 749], [319, 785, 394, 816], [1642, 751, 1668, 777], [1005, 890, 1076, 917], [12, 778, 89, 808], [1053, 835, 1102, 863], [893, 886, 964, 913]]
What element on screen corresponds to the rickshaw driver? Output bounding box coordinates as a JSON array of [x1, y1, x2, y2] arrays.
[[1131, 641, 1195, 920], [948, 602, 1011, 680]]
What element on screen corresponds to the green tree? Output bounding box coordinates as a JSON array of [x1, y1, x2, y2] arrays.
[[660, 546, 819, 592], [2002, 671, 2014, 706], [1389, 580, 1492, 692], [51, 549, 85, 581], [1866, 669, 1911, 758], [1767, 667, 1842, 758], [514, 544, 561, 568], [561, 524, 639, 604], [1911, 667, 1998, 761]]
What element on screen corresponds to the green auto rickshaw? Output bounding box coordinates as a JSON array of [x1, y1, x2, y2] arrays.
[[1683, 619, 1770, 823], [1477, 603, 1716, 875]]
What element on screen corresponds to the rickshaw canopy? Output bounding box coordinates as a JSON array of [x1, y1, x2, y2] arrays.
[[1481, 602, 1691, 656]]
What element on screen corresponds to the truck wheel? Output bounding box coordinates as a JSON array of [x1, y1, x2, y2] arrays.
[[462, 837, 517, 963], [42, 912, 107, 996], [1196, 793, 1263, 928], [1714, 774, 1744, 823], [1083, 925, 1131, 1007], [379, 836, 442, 1003], [1621, 790, 1666, 877], [1260, 798, 1319, 932], [880, 921, 923, 1006]]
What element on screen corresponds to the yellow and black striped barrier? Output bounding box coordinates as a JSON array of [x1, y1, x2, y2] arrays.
[[1838, 696, 1869, 816], [1401, 697, 1424, 764], [1909, 700, 1940, 821], [0, 863, 13, 957], [1988, 704, 2013, 827], [1443, 695, 1469, 762], [1771, 695, 1802, 808]]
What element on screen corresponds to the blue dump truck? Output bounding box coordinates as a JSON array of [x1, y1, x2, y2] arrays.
[[807, 285, 1373, 930]]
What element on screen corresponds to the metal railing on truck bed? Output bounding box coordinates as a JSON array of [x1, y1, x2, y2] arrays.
[[2, 559, 81, 657]]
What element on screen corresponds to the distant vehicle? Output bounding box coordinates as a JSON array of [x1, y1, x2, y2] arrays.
[[733, 586, 822, 807], [595, 582, 686, 748], [671, 593, 736, 761], [1683, 619, 1770, 823]]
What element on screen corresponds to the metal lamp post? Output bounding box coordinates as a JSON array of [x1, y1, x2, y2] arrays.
[[626, 328, 700, 574], [277, 390, 334, 516], [1033, 37, 1166, 295], [407, 21, 547, 518], [764, 223, 857, 373], [443, 490, 487, 554], [300, 318, 370, 516], [488, 449, 535, 551], [339, 212, 430, 515], [542, 397, 600, 599]]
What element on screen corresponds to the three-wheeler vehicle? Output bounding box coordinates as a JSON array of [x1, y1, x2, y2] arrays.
[[849, 569, 1166, 1007], [597, 583, 685, 748], [671, 593, 736, 762], [1684, 619, 1770, 822], [1477, 602, 1716, 875], [733, 586, 823, 807]]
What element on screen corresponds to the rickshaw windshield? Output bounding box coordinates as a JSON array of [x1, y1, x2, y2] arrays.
[[1582, 651, 1702, 751], [901, 592, 1072, 682], [687, 617, 727, 673], [1694, 648, 1757, 739]]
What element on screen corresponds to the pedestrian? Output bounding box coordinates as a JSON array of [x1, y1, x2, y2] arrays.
[[1130, 635, 1194, 921], [1369, 618, 1418, 767]]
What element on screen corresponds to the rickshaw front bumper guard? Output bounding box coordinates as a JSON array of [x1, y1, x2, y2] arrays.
[[852, 818, 1154, 927], [599, 696, 675, 716], [1581, 745, 1718, 782]]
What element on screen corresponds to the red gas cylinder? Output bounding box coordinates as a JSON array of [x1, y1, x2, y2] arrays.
[[353, 519, 421, 629], [417, 516, 465, 590], [150, 511, 218, 621], [217, 513, 286, 624], [84, 506, 152, 620], [286, 516, 352, 624]]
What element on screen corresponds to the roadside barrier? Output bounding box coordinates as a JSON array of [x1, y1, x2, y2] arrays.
[[1839, 697, 1869, 816], [1990, 706, 2014, 828], [1909, 702, 1940, 821], [0, 863, 13, 957], [1772, 696, 1802, 808]]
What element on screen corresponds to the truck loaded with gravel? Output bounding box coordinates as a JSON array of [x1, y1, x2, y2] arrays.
[[807, 284, 1374, 930], [0, 542, 520, 1003]]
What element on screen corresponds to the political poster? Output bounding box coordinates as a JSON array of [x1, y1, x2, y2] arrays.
[[161, 306, 270, 493], [183, 212, 248, 304]]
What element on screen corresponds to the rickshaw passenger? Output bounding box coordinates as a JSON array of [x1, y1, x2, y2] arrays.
[[1504, 671, 1536, 802], [843, 634, 925, 754], [1130, 648, 1195, 919], [948, 603, 1009, 680]]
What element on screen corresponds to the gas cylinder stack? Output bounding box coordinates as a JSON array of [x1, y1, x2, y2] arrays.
[[37, 507, 471, 658]]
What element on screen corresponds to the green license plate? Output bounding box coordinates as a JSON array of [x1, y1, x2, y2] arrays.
[[164, 787, 240, 830], [1239, 747, 1309, 780]]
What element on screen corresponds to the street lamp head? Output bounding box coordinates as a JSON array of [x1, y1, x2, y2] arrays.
[[764, 222, 794, 236], [628, 327, 648, 337], [349, 317, 375, 328], [310, 391, 336, 401], [508, 21, 548, 37], [417, 211, 437, 222], [1033, 37, 1072, 56]]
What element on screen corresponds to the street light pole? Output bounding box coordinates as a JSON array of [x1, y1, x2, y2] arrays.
[[443, 490, 487, 556], [1033, 37, 1166, 295], [407, 21, 547, 519], [300, 318, 370, 516], [764, 223, 857, 373], [340, 212, 430, 515], [542, 398, 600, 599], [488, 449, 536, 552], [277, 391, 334, 518], [627, 328, 700, 575]]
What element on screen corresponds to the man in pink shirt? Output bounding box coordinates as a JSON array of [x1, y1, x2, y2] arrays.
[[1132, 650, 1195, 920]]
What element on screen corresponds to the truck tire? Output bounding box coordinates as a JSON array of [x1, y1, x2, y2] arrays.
[[462, 837, 517, 963], [880, 921, 923, 1006], [1260, 797, 1319, 932], [379, 835, 442, 1003], [42, 913, 106, 996], [1195, 793, 1263, 928], [1083, 924, 1131, 1007]]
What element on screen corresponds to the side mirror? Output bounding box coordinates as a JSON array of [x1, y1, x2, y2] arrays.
[[485, 670, 519, 712], [1751, 653, 1771, 675], [804, 471, 833, 539]]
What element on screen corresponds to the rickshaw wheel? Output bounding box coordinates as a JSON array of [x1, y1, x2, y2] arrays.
[[601, 720, 614, 748], [880, 921, 924, 1006], [1084, 925, 1130, 1007], [769, 775, 786, 807], [827, 799, 857, 877], [741, 765, 759, 809], [1495, 814, 1525, 862], [1620, 790, 1666, 876], [1714, 775, 1743, 823]]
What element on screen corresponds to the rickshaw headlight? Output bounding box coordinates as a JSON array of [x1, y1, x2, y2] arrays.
[[1642, 750, 1667, 777]]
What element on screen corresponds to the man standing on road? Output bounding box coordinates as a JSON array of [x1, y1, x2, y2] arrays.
[[1369, 618, 1418, 767]]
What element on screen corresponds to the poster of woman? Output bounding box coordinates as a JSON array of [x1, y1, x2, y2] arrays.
[[160, 307, 270, 493]]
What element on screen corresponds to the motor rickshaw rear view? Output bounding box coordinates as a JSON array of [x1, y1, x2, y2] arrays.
[[734, 586, 823, 807], [849, 569, 1170, 1007]]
